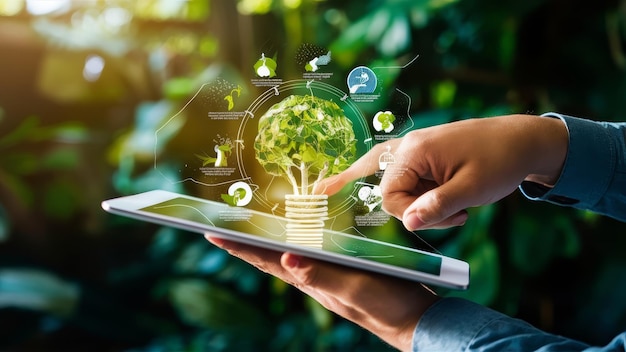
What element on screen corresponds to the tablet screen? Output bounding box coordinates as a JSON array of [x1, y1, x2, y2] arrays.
[[141, 196, 442, 276]]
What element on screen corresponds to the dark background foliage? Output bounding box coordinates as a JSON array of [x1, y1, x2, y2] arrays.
[[1, 0, 625, 350]]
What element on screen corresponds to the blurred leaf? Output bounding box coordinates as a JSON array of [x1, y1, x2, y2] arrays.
[[439, 204, 496, 258], [431, 80, 457, 108], [174, 240, 231, 275], [498, 18, 516, 69], [2, 153, 39, 175], [134, 0, 209, 20], [41, 147, 80, 171], [409, 109, 456, 131], [198, 35, 219, 57], [0, 116, 39, 149], [33, 17, 133, 56], [0, 203, 8, 242], [0, 269, 79, 317], [509, 213, 550, 275], [237, 0, 273, 15], [330, 0, 456, 66], [148, 226, 183, 259], [196, 249, 229, 275], [168, 278, 268, 334], [379, 10, 411, 56], [329, 15, 374, 66], [48, 122, 89, 144], [107, 101, 179, 165], [437, 205, 498, 304], [508, 210, 580, 276], [212, 257, 264, 295], [305, 296, 333, 330], [112, 158, 185, 195], [163, 77, 196, 100], [0, 117, 88, 151], [446, 238, 500, 305], [0, 170, 35, 210], [572, 260, 626, 343], [43, 180, 81, 220], [37, 50, 127, 103], [269, 277, 290, 315], [554, 215, 580, 258], [184, 0, 211, 21]]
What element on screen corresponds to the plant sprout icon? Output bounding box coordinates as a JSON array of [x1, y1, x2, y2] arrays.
[[196, 137, 233, 167], [254, 94, 356, 248], [254, 53, 277, 78], [224, 85, 241, 111]]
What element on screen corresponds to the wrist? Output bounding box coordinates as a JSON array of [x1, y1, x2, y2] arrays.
[[524, 114, 568, 186], [368, 285, 439, 351]]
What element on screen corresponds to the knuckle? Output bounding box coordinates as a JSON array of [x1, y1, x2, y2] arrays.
[[380, 200, 400, 218]]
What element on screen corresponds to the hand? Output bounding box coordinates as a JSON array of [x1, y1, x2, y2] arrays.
[[317, 114, 568, 230], [205, 235, 439, 352]]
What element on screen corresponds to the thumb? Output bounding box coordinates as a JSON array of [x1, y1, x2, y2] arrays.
[[402, 177, 476, 230]]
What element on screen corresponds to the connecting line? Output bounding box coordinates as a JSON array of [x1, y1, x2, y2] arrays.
[[395, 88, 416, 135], [410, 231, 443, 255], [154, 82, 211, 171], [372, 54, 420, 70]]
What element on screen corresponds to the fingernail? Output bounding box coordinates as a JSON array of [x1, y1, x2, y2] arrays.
[[284, 254, 300, 269], [452, 211, 468, 226], [404, 212, 424, 231]]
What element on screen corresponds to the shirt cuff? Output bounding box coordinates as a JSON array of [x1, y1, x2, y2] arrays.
[[519, 112, 616, 209]]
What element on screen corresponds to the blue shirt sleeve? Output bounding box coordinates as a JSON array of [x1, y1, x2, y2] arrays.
[[519, 113, 626, 222], [413, 298, 626, 352], [412, 113, 626, 351]]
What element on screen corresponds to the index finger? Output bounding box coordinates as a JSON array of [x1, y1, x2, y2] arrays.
[[315, 139, 399, 196]]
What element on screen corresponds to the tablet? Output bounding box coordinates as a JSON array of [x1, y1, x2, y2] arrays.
[[102, 190, 469, 290]]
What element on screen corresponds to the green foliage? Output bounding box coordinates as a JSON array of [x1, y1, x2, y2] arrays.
[[508, 210, 580, 276]]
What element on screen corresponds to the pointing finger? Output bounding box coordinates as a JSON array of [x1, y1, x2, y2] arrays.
[[316, 139, 399, 196]]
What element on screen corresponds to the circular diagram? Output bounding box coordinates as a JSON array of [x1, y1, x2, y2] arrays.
[[237, 80, 373, 218]]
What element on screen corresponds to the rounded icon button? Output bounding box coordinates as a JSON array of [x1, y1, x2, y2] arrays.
[[347, 66, 377, 94], [228, 181, 253, 206]]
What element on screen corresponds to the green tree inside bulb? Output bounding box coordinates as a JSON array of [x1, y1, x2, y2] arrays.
[[254, 94, 357, 197]]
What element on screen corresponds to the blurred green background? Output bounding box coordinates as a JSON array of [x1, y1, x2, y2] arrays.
[[1, 0, 626, 351]]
